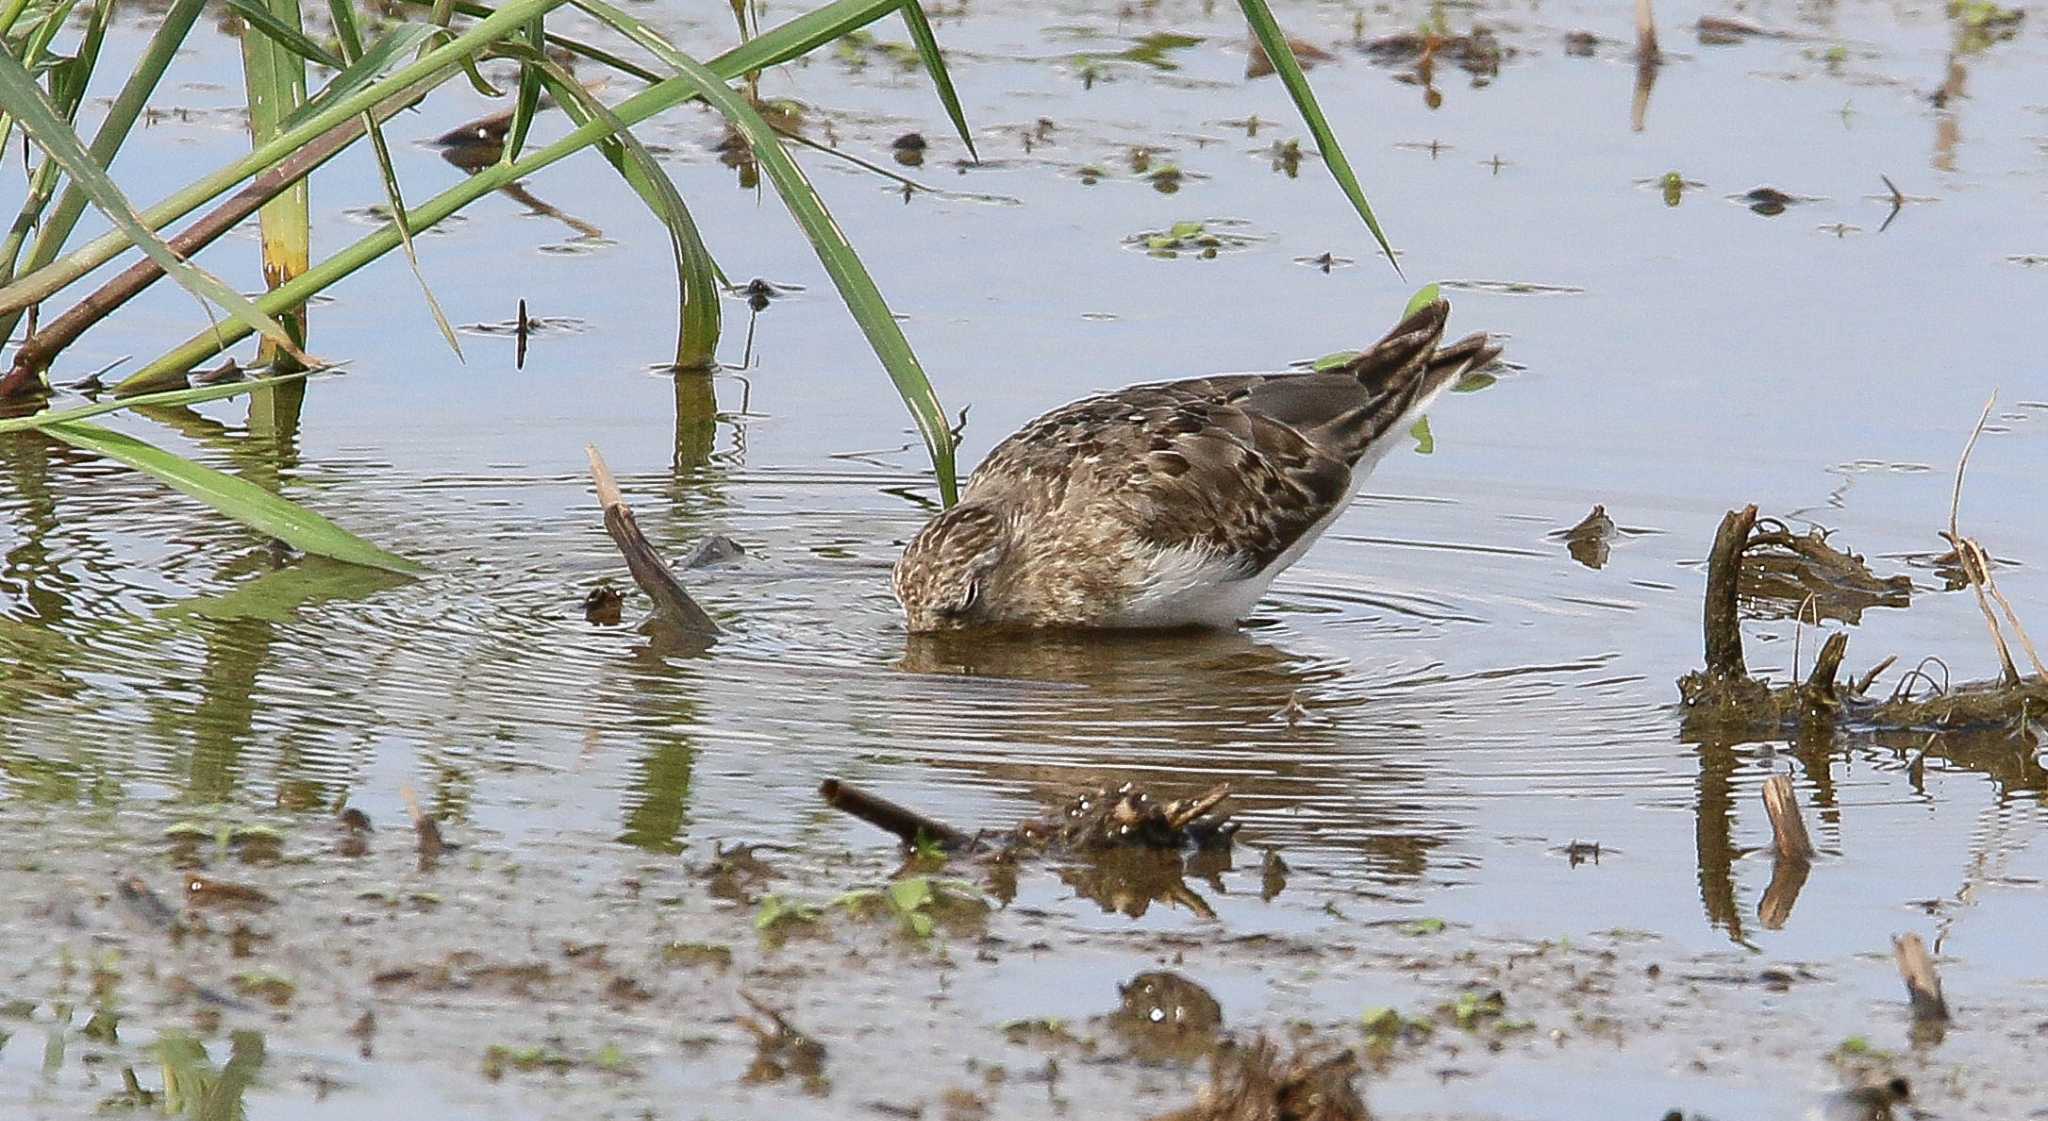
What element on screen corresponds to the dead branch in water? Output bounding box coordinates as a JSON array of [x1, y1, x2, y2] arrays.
[[1761, 774, 1814, 863], [1679, 500, 2048, 732], [587, 445, 720, 642], [1757, 773, 1814, 929], [1892, 933, 1949, 1025], [1704, 505, 1757, 679], [819, 779, 973, 850]]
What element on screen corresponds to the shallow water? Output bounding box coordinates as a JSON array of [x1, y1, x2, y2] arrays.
[[3, 0, 2047, 1116]]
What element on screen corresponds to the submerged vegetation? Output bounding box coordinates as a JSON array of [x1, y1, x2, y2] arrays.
[[0, 0, 1392, 558]]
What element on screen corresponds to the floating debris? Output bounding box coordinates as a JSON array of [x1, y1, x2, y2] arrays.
[[1111, 972, 1223, 1062], [1734, 186, 1822, 216], [1124, 219, 1258, 259], [1151, 1038, 1369, 1121], [1695, 15, 1789, 44], [1245, 34, 1335, 79], [684, 534, 747, 569], [1742, 517, 1912, 624], [1678, 505, 2048, 730], [1362, 28, 1510, 76], [739, 993, 828, 1093], [583, 583, 625, 625], [1553, 505, 1615, 569]]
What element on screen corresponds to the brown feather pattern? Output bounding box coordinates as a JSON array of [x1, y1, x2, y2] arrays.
[[893, 299, 1501, 631]]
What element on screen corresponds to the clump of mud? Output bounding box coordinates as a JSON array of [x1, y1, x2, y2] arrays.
[[1152, 1038, 1370, 1121]]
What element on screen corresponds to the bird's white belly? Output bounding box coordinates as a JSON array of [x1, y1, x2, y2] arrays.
[[1112, 456, 1377, 628], [1115, 544, 1275, 627]]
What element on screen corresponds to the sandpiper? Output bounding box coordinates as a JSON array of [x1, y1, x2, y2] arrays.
[[893, 298, 1500, 632]]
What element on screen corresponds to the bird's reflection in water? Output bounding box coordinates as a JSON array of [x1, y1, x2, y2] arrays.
[[891, 627, 1458, 891]]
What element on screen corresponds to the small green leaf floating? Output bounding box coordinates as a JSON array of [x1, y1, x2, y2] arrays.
[[1401, 282, 1442, 318], [35, 420, 426, 576], [1410, 415, 1433, 454]]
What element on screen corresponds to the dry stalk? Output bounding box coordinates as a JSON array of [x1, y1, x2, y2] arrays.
[[1761, 774, 1815, 863], [1891, 933, 1949, 1023], [1634, 0, 1660, 61], [1945, 392, 2040, 684]]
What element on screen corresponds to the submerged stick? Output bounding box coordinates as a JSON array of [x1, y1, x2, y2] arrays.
[[1704, 505, 1758, 679], [586, 445, 719, 640], [819, 779, 973, 850], [1891, 933, 1949, 1023], [1761, 774, 1814, 863]]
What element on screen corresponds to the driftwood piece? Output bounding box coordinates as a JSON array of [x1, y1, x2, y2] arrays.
[[1892, 934, 1949, 1024], [587, 446, 719, 642], [820, 778, 1237, 856], [1679, 505, 2048, 731], [1744, 520, 1912, 623], [819, 779, 972, 850]]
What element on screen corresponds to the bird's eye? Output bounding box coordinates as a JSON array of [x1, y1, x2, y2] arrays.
[[947, 581, 980, 615]]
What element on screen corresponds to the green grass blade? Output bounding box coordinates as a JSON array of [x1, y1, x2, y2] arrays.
[[240, 0, 314, 373], [565, 0, 955, 498], [119, 0, 927, 390], [34, 419, 426, 575], [504, 13, 545, 161], [286, 22, 441, 126], [0, 48, 314, 363], [0, 0, 568, 315], [0, 0, 111, 314], [1235, 0, 1398, 273], [5, 0, 204, 297], [660, 56, 956, 500], [330, 0, 463, 361], [0, 371, 311, 434], [1401, 282, 1441, 318], [525, 56, 719, 369], [897, 0, 975, 160], [224, 0, 347, 70]]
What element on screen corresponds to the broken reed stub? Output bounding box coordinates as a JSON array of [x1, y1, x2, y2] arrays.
[[586, 445, 720, 639], [1892, 934, 1950, 1023], [1761, 774, 1815, 864]]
